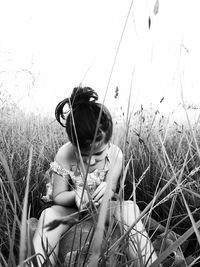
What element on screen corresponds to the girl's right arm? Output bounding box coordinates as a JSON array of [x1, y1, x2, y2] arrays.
[[52, 172, 76, 206], [52, 143, 76, 206]]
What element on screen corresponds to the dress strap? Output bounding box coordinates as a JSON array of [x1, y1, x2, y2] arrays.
[[50, 161, 73, 178]]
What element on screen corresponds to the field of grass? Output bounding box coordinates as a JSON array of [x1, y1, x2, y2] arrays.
[[1, 102, 200, 266]]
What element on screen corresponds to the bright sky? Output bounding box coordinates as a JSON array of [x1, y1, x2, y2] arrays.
[[0, 0, 200, 117]]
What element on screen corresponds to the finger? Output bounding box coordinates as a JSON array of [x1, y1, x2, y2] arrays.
[[94, 201, 100, 207], [92, 182, 106, 199], [97, 197, 103, 204], [92, 186, 101, 199], [93, 188, 106, 202], [94, 182, 106, 194], [93, 193, 101, 202], [92, 186, 104, 200]]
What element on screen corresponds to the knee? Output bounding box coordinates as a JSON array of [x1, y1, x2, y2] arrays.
[[112, 201, 141, 223], [38, 207, 58, 227], [51, 205, 77, 217], [123, 200, 141, 217], [40, 205, 77, 223]]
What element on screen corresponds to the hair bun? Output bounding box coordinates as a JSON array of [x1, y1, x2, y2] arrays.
[[55, 86, 99, 127], [70, 87, 98, 108]]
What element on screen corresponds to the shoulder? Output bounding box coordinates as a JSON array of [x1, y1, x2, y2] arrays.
[[54, 142, 76, 168], [109, 143, 123, 164]]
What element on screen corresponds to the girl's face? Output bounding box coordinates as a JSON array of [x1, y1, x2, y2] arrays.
[[78, 142, 109, 167]]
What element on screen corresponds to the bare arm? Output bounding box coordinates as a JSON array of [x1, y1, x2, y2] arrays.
[[52, 143, 76, 206], [52, 172, 76, 206]]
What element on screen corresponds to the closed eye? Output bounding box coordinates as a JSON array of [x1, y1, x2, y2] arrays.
[[81, 151, 103, 157], [94, 151, 104, 156]]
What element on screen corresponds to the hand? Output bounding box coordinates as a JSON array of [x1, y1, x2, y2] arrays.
[[75, 187, 89, 210], [92, 182, 107, 205]]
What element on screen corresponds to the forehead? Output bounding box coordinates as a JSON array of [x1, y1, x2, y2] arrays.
[[81, 131, 107, 152], [81, 141, 108, 154]]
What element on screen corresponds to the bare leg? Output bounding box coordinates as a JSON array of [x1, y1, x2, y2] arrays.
[[109, 200, 157, 266], [33, 205, 77, 266]]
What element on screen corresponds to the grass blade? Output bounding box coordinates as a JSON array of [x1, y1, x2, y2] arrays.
[[151, 219, 200, 267], [19, 146, 33, 266], [0, 152, 21, 210]]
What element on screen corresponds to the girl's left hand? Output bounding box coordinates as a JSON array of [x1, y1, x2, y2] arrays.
[[92, 182, 107, 204]]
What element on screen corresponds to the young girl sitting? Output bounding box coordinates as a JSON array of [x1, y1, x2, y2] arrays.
[[33, 86, 157, 266]]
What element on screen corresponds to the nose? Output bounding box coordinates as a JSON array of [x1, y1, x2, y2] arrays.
[[86, 156, 96, 166]]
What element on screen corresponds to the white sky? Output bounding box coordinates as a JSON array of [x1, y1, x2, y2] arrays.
[[0, 0, 200, 117]]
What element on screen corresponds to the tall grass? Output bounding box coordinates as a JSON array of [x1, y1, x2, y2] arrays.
[[1, 101, 200, 266], [0, 103, 66, 265]]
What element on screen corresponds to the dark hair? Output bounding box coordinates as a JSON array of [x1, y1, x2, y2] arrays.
[[55, 86, 113, 149]]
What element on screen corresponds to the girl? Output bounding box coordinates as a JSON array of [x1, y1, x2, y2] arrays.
[[33, 86, 157, 266]]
